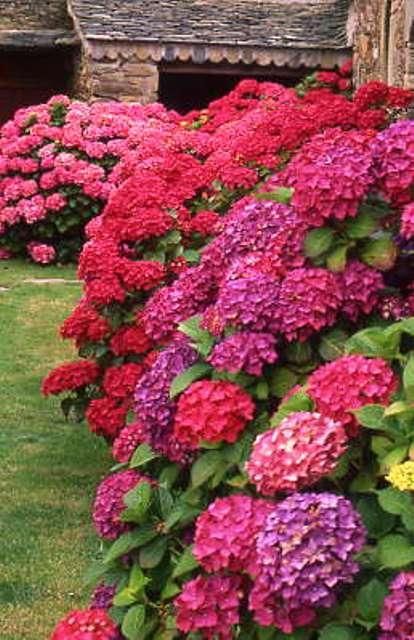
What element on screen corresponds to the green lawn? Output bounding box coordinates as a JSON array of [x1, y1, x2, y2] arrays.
[[0, 260, 109, 639]]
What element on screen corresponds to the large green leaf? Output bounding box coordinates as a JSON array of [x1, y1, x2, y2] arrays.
[[172, 545, 199, 578], [121, 604, 146, 640], [319, 329, 348, 361], [139, 536, 168, 569], [353, 404, 385, 430], [378, 487, 413, 515], [346, 326, 401, 359], [319, 624, 356, 640], [104, 526, 157, 563], [191, 450, 227, 488], [403, 353, 414, 402], [344, 210, 378, 239], [378, 534, 414, 568], [129, 444, 158, 469], [304, 227, 335, 258], [122, 482, 153, 524], [170, 362, 212, 398], [356, 578, 388, 623], [271, 390, 313, 426]]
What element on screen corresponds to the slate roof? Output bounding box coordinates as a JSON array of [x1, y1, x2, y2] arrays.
[[69, 0, 351, 50]]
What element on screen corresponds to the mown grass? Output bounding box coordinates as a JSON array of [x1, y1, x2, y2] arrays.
[[0, 260, 109, 639]]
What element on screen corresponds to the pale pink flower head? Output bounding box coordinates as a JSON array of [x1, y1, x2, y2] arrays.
[[246, 411, 348, 496], [27, 241, 55, 264]]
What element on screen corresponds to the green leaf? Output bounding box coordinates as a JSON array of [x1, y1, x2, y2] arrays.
[[353, 404, 385, 429], [183, 249, 200, 264], [139, 536, 168, 569], [130, 444, 159, 469], [285, 342, 312, 365], [360, 236, 397, 271], [319, 624, 356, 640], [172, 546, 199, 578], [384, 400, 414, 417], [319, 329, 348, 362], [304, 227, 335, 258], [344, 210, 378, 239], [346, 326, 401, 359], [255, 187, 294, 204], [122, 482, 153, 524], [271, 390, 313, 426], [104, 526, 157, 563], [377, 486, 413, 515], [170, 363, 212, 398], [158, 464, 180, 489], [356, 578, 388, 622], [404, 353, 414, 402], [121, 604, 146, 640], [381, 445, 409, 469], [157, 487, 175, 520], [378, 534, 414, 568], [254, 380, 269, 400], [129, 564, 147, 593], [356, 495, 396, 538], [269, 367, 299, 398], [326, 245, 348, 272], [161, 580, 181, 600], [113, 586, 139, 607], [178, 316, 215, 357], [191, 450, 225, 488]]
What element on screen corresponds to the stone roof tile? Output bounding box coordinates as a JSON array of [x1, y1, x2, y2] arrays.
[[69, 0, 351, 49]]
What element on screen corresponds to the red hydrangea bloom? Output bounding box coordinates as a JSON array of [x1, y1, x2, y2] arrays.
[[316, 71, 340, 86], [379, 571, 414, 640], [51, 608, 120, 640], [208, 331, 278, 376], [173, 380, 255, 448], [250, 492, 366, 633], [92, 469, 152, 539], [190, 210, 220, 236], [338, 260, 384, 321], [112, 422, 145, 463], [308, 355, 398, 435], [194, 495, 273, 574], [42, 360, 100, 395], [246, 412, 348, 495], [103, 363, 144, 400], [85, 397, 128, 439], [353, 80, 390, 109], [116, 259, 166, 292], [277, 268, 342, 341], [109, 324, 152, 357], [175, 574, 243, 640], [60, 301, 111, 346], [84, 276, 126, 306], [401, 203, 414, 240]]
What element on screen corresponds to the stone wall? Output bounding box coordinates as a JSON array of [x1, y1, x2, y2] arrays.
[[0, 0, 71, 30]]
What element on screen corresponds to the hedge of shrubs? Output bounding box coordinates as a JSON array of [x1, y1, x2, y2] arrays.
[[42, 69, 414, 639]]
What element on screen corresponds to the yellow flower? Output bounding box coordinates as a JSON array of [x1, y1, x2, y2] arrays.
[[387, 461, 414, 491]]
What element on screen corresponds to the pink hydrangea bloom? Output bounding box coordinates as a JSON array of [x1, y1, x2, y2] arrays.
[[194, 495, 273, 574], [51, 608, 120, 640], [308, 355, 398, 436], [246, 412, 348, 495], [27, 241, 56, 264], [379, 572, 414, 640], [277, 268, 342, 341], [338, 260, 384, 321], [401, 203, 414, 240], [175, 574, 243, 640], [372, 120, 414, 206], [112, 422, 145, 464], [92, 469, 152, 540]]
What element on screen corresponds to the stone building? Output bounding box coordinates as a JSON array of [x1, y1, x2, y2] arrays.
[[0, 0, 413, 120]]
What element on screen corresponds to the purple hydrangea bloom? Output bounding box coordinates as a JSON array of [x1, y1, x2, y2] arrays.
[[213, 270, 280, 333], [208, 331, 278, 376], [379, 571, 414, 639], [372, 120, 414, 206], [134, 336, 198, 463], [249, 492, 366, 633], [91, 583, 116, 610], [202, 198, 306, 278], [143, 265, 217, 340]]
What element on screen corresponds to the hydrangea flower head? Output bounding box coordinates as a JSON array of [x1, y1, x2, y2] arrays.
[[112, 422, 146, 463], [372, 120, 414, 206], [51, 608, 120, 640], [401, 203, 414, 240], [92, 469, 152, 539], [194, 495, 273, 574], [278, 268, 342, 341], [246, 412, 348, 495], [175, 574, 243, 640], [250, 492, 366, 632], [208, 331, 278, 375], [379, 572, 414, 640], [173, 380, 255, 448], [307, 355, 398, 435], [338, 260, 384, 322]]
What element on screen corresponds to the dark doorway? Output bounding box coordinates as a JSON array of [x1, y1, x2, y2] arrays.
[[0, 48, 74, 124], [159, 62, 311, 113]]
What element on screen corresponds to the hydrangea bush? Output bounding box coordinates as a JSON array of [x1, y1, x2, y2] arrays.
[[45, 71, 414, 639]]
